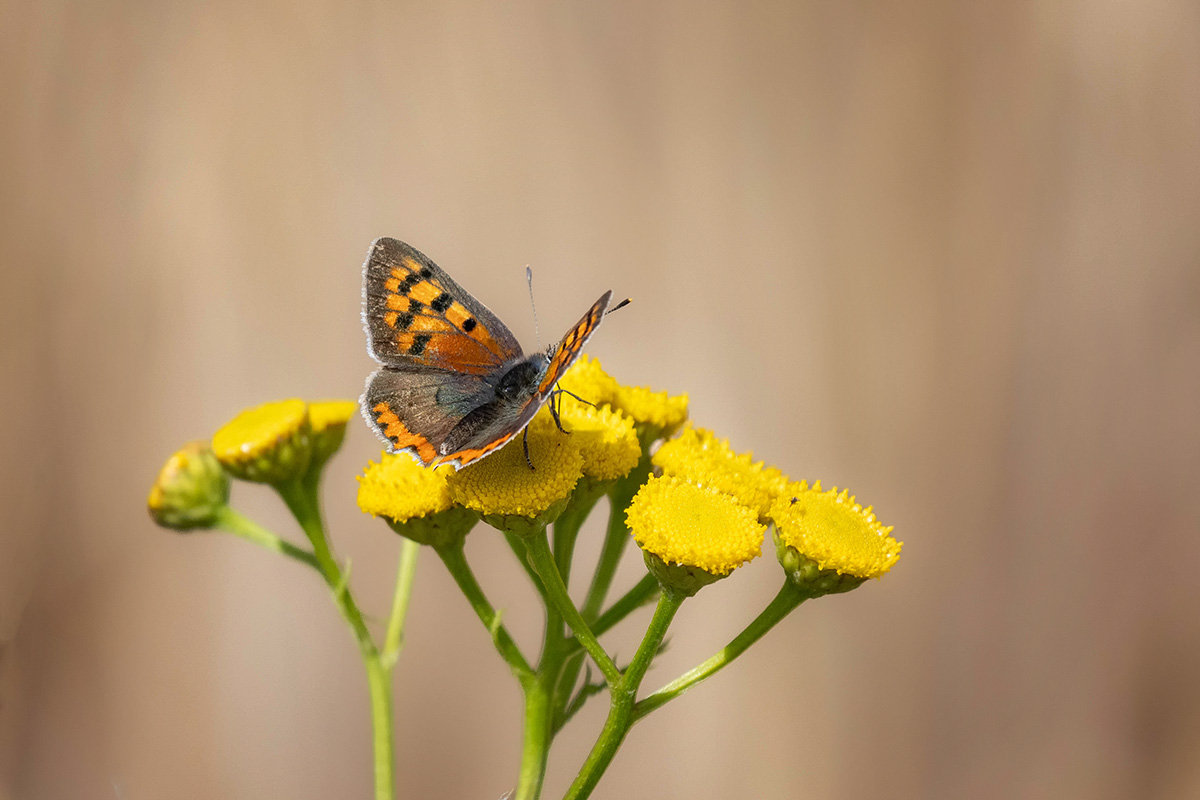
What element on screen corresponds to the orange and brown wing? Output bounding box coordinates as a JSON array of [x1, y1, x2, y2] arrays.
[[537, 291, 613, 397], [363, 238, 523, 375], [361, 366, 491, 465]]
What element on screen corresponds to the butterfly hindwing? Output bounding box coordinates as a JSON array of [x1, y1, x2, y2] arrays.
[[434, 399, 535, 467], [363, 238, 523, 374], [362, 366, 493, 464]]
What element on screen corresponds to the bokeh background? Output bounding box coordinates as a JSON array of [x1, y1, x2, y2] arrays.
[[3, 1, 1199, 798]]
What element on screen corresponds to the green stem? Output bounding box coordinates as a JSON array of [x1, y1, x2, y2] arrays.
[[382, 538, 421, 668], [514, 673, 554, 800], [553, 575, 663, 732], [516, 505, 614, 800], [633, 581, 806, 721], [435, 542, 532, 678], [274, 478, 401, 800], [364, 655, 395, 800], [504, 529, 549, 601], [552, 650, 590, 732], [592, 574, 659, 637], [562, 589, 684, 800], [525, 531, 620, 687], [553, 484, 606, 587], [214, 507, 320, 570], [580, 461, 648, 621], [274, 479, 377, 655], [501, 532, 549, 599], [554, 466, 647, 721]]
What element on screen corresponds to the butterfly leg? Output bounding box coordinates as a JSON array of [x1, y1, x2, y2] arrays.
[[556, 388, 598, 409], [548, 391, 570, 434], [522, 426, 535, 471]]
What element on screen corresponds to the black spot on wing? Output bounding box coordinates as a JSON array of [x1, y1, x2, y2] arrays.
[[430, 292, 454, 313], [399, 273, 421, 294], [409, 333, 432, 356], [462, 317, 477, 332]]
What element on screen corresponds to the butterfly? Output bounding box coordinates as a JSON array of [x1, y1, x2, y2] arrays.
[[361, 237, 612, 469]]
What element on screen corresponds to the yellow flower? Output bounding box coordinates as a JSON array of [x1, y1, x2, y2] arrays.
[[558, 356, 688, 443], [147, 441, 230, 530], [357, 452, 476, 547], [653, 427, 786, 519], [358, 452, 455, 519], [626, 475, 765, 595], [307, 399, 358, 470], [212, 399, 312, 484], [447, 412, 583, 535], [769, 481, 901, 596], [610, 384, 689, 442], [557, 401, 641, 482]]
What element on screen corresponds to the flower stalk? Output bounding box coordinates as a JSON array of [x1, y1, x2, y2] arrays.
[[562, 588, 684, 800], [213, 506, 319, 569], [525, 530, 620, 687], [634, 580, 807, 720]]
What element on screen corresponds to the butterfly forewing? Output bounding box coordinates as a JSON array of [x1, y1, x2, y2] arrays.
[[363, 237, 523, 374], [537, 291, 613, 397]]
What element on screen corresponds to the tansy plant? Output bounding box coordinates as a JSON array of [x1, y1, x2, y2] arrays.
[[148, 356, 901, 800]]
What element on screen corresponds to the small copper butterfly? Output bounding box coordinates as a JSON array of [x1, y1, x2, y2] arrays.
[[361, 237, 612, 468]]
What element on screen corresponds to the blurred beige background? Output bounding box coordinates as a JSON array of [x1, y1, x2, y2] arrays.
[[3, 1, 1199, 798]]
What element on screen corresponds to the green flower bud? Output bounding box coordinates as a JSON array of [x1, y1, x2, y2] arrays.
[[147, 441, 230, 531]]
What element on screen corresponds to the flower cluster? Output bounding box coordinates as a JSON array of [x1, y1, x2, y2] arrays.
[[347, 356, 901, 598], [148, 360, 903, 604], [146, 353, 903, 800]]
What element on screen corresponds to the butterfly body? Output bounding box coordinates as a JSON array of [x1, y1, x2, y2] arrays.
[[361, 237, 611, 468]]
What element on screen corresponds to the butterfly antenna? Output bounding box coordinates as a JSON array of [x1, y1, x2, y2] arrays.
[[606, 297, 632, 316], [526, 266, 542, 351]]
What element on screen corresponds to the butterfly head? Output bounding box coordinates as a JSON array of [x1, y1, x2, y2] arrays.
[[494, 355, 549, 403]]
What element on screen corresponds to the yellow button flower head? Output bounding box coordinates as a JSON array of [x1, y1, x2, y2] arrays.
[[653, 427, 787, 520], [147, 441, 230, 531], [557, 401, 641, 483], [611, 384, 689, 443], [212, 399, 312, 484], [307, 399, 358, 472], [626, 475, 766, 595], [447, 412, 583, 535], [357, 452, 476, 547], [558, 355, 688, 445], [769, 480, 901, 597]]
